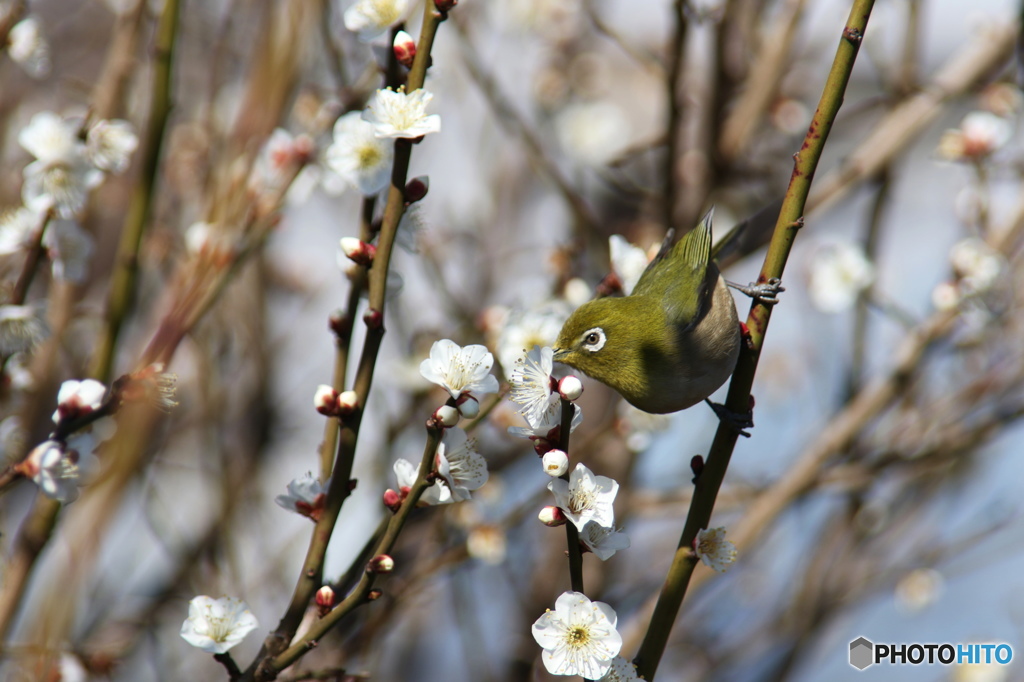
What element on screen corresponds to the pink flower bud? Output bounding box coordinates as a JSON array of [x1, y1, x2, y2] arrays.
[[433, 404, 459, 427], [367, 554, 395, 574], [404, 176, 429, 204], [393, 30, 416, 68], [456, 394, 479, 419], [383, 488, 403, 511], [435, 0, 457, 12], [337, 390, 360, 415], [542, 449, 568, 477], [315, 384, 340, 415], [329, 311, 351, 338], [363, 308, 383, 329], [340, 237, 376, 267], [315, 585, 335, 616], [558, 376, 583, 401], [538, 505, 567, 527]]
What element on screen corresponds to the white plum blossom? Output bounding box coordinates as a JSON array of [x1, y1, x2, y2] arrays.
[[180, 596, 259, 654], [554, 100, 630, 167], [18, 112, 103, 218], [86, 119, 139, 173], [937, 111, 1013, 161], [20, 440, 81, 502], [599, 656, 642, 681], [419, 339, 499, 401], [363, 88, 441, 140], [7, 16, 50, 78], [394, 457, 451, 506], [326, 111, 394, 195], [507, 401, 582, 440], [949, 238, 1003, 295], [0, 206, 42, 255], [43, 220, 95, 282], [0, 305, 46, 354], [19, 111, 79, 163], [435, 427, 488, 502], [609, 235, 650, 295], [532, 591, 623, 678], [494, 300, 572, 378], [52, 379, 107, 424], [548, 463, 618, 532], [343, 0, 412, 42], [694, 526, 738, 573], [807, 241, 875, 313], [509, 345, 559, 429], [579, 521, 630, 560], [275, 473, 329, 521]]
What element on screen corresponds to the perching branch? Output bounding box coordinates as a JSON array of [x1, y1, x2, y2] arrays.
[[634, 1, 876, 678]]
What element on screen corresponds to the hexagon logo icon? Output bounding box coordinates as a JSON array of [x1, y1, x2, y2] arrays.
[[850, 637, 874, 670]]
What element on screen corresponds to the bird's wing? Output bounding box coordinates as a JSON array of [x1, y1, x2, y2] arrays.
[[634, 207, 714, 328]]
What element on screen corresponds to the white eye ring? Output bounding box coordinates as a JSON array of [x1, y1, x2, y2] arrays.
[[582, 327, 606, 353]]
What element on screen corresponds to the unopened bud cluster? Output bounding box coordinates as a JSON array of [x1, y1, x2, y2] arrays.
[[314, 384, 360, 417]]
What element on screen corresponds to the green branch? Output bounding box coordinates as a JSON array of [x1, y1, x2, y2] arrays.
[[634, 1, 876, 678]]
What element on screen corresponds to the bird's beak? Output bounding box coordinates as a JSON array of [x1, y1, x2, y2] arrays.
[[551, 347, 568, 362]]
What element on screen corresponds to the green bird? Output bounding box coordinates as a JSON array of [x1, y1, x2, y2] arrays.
[[552, 209, 779, 416]]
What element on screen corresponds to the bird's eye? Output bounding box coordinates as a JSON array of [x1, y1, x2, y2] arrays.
[[582, 327, 606, 353]]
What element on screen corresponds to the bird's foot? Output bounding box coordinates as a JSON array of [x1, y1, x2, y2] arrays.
[[705, 399, 753, 438], [728, 278, 785, 305]]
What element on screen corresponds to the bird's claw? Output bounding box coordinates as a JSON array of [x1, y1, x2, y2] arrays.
[[705, 399, 753, 437], [728, 278, 785, 305]]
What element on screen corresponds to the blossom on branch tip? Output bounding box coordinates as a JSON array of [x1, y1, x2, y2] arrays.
[[509, 345, 559, 428], [507, 402, 582, 443], [936, 111, 1012, 161], [419, 339, 499, 401], [19, 112, 102, 219], [693, 527, 737, 573], [608, 235, 651, 295], [325, 112, 393, 195], [807, 241, 875, 313], [579, 521, 630, 560], [599, 656, 642, 681], [363, 88, 441, 140], [435, 427, 488, 502], [0, 305, 46, 355], [949, 238, 1003, 295], [0, 206, 42, 255], [52, 379, 107, 425], [275, 473, 329, 521], [86, 119, 138, 173], [531, 591, 623, 678], [343, 0, 412, 42], [8, 16, 50, 78], [547, 463, 618, 532], [180, 596, 259, 654], [394, 457, 451, 506], [18, 440, 81, 503]]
